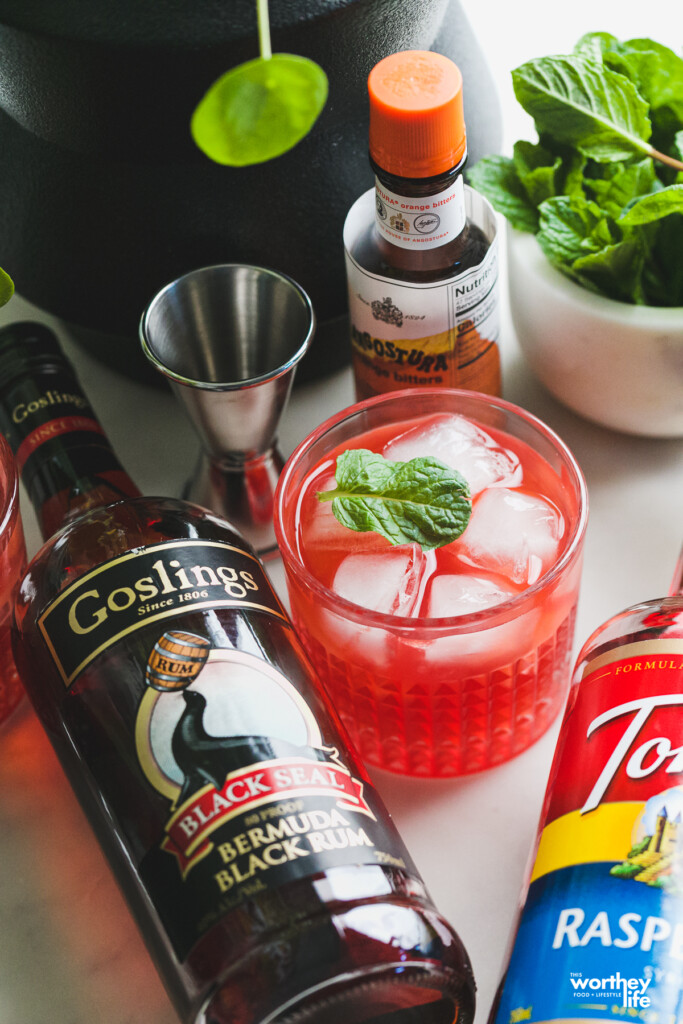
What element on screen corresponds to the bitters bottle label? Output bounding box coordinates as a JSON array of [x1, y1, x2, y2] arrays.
[[494, 639, 683, 1024], [344, 187, 500, 399], [374, 175, 467, 250]]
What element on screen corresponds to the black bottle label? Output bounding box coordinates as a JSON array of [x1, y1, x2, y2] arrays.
[[0, 366, 113, 475], [38, 537, 417, 961], [138, 643, 414, 960], [39, 538, 287, 687]]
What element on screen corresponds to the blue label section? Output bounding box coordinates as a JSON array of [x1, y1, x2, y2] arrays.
[[494, 864, 683, 1024]]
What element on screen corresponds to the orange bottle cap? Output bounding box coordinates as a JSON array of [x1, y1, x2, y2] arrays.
[[368, 50, 466, 179]]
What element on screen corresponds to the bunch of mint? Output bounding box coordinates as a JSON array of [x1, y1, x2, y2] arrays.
[[468, 33, 683, 306]]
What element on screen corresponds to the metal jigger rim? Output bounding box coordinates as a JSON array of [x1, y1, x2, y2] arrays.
[[138, 263, 316, 391]]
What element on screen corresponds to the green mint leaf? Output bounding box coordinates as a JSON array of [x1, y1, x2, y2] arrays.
[[537, 195, 610, 266], [512, 55, 652, 163], [317, 449, 471, 551], [572, 236, 647, 304], [610, 39, 683, 124], [467, 155, 538, 232], [645, 213, 683, 306], [674, 130, 683, 164], [574, 33, 621, 64], [585, 158, 658, 217], [191, 54, 328, 166], [537, 194, 648, 302], [0, 268, 13, 308], [513, 140, 562, 206], [555, 146, 588, 197], [619, 184, 683, 225]]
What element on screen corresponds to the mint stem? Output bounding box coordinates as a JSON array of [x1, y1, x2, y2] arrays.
[[256, 0, 272, 60], [649, 145, 683, 172], [316, 488, 338, 503]]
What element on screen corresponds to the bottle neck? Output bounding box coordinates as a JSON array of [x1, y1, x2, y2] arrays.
[[0, 361, 141, 541], [372, 157, 467, 253]]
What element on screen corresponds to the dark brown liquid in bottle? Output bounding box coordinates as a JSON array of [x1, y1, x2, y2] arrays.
[[351, 163, 489, 284], [348, 159, 500, 401]]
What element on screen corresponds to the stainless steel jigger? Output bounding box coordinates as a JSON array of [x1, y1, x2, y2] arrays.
[[139, 264, 315, 557]]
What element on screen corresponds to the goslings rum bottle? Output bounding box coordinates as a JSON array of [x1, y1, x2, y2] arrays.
[[0, 321, 476, 1024], [344, 50, 501, 401], [490, 549, 683, 1024]]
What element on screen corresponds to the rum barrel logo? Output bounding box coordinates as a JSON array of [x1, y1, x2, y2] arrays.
[[146, 631, 211, 692]]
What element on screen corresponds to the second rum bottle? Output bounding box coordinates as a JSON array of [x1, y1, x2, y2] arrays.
[[0, 321, 476, 1024]]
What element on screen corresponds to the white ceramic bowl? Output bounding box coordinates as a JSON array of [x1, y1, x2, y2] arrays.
[[507, 228, 683, 437]]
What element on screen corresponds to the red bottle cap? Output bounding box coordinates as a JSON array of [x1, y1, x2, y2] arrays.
[[368, 50, 467, 178]]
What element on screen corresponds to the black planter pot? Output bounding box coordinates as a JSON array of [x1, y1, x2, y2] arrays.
[[0, 0, 502, 384]]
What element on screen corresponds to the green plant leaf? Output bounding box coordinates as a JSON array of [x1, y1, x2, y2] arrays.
[[316, 449, 471, 551], [645, 213, 683, 305], [467, 155, 538, 232], [0, 268, 14, 307], [537, 195, 648, 302], [191, 54, 328, 166], [619, 184, 683, 225], [572, 237, 647, 303], [675, 131, 683, 163], [608, 39, 683, 123], [585, 158, 658, 216], [512, 55, 652, 162], [513, 140, 562, 206], [557, 148, 588, 197], [537, 195, 609, 266], [574, 32, 621, 64]]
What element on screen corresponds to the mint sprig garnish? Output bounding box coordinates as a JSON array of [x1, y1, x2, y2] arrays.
[[316, 449, 471, 551]]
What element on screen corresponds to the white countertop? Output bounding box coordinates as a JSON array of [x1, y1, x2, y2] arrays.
[[0, 2, 681, 1022]]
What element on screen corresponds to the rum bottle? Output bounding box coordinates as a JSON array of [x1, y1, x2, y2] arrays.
[[0, 321, 476, 1024], [490, 549, 683, 1024], [344, 49, 501, 401]]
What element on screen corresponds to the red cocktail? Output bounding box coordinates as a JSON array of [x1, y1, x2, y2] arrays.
[[275, 390, 588, 777]]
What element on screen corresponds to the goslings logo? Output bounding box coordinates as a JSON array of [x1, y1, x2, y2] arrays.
[[569, 972, 651, 1008]]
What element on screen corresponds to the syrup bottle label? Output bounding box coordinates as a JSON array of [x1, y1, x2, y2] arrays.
[[493, 639, 683, 1024]]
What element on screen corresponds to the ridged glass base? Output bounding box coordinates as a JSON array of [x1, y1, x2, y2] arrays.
[[294, 604, 577, 777]]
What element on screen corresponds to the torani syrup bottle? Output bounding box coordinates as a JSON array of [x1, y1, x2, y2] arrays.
[[344, 50, 501, 401], [0, 321, 476, 1024], [490, 549, 683, 1024]]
